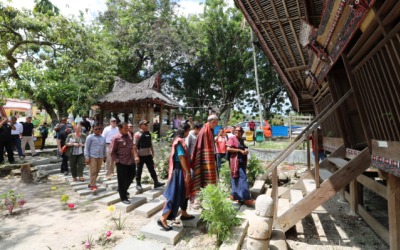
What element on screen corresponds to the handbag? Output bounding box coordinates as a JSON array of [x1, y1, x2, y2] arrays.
[[61, 145, 68, 154]]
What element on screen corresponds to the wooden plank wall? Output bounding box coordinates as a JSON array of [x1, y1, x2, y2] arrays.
[[315, 93, 343, 138]]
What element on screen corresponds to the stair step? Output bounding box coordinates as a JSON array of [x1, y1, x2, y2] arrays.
[[72, 184, 89, 191], [142, 187, 165, 200], [319, 169, 333, 181], [135, 198, 165, 217], [97, 185, 151, 205], [77, 187, 106, 196], [115, 196, 147, 213], [290, 189, 303, 205], [237, 205, 256, 220], [277, 198, 290, 217], [139, 220, 184, 245], [70, 180, 89, 186], [114, 238, 166, 250], [302, 179, 316, 194], [328, 157, 349, 168], [179, 211, 202, 228], [86, 190, 117, 201], [220, 220, 249, 250], [103, 179, 118, 187]]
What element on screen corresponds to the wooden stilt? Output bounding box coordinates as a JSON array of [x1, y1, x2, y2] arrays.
[[388, 174, 400, 250]]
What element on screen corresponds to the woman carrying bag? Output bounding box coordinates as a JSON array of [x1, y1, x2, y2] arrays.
[[66, 125, 87, 182]]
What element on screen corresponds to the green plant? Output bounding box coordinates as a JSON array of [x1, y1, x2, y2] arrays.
[[137, 234, 145, 240], [155, 144, 171, 180], [112, 212, 127, 230], [0, 190, 25, 215], [82, 235, 95, 249], [219, 161, 231, 189], [199, 184, 241, 246], [142, 176, 150, 184], [246, 155, 264, 187], [60, 194, 69, 204]]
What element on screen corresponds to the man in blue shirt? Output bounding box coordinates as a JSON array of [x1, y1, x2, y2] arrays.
[[84, 125, 107, 194]]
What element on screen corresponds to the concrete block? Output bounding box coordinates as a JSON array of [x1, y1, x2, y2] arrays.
[[77, 187, 106, 196], [114, 237, 165, 250], [72, 184, 89, 191], [115, 196, 147, 213], [139, 220, 184, 245], [104, 179, 118, 187], [135, 198, 165, 217], [302, 179, 316, 194], [98, 187, 140, 205], [237, 205, 256, 220], [220, 220, 249, 250], [250, 180, 266, 199], [290, 189, 303, 205], [142, 188, 164, 200], [277, 198, 290, 217], [69, 180, 89, 186], [36, 163, 60, 171], [179, 211, 201, 228], [86, 190, 117, 201]]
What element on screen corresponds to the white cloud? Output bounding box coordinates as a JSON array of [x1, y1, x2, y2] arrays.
[[177, 0, 204, 16]]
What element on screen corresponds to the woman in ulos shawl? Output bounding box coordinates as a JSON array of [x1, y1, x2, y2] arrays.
[[226, 126, 255, 207], [158, 123, 195, 231]]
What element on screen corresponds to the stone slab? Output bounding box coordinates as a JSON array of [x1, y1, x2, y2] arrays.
[[36, 163, 60, 171], [302, 179, 316, 194], [277, 198, 290, 217], [77, 187, 106, 196], [69, 180, 89, 186], [104, 179, 118, 187], [179, 211, 201, 228], [250, 180, 266, 199], [237, 205, 256, 220], [98, 186, 140, 205], [290, 189, 303, 205], [220, 220, 249, 250], [114, 237, 165, 250], [135, 198, 165, 217], [139, 220, 184, 245], [142, 188, 164, 200], [86, 190, 117, 201], [115, 196, 147, 213], [72, 184, 90, 191]]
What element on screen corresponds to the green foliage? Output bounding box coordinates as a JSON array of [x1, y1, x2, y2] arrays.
[[112, 212, 127, 230], [0, 190, 25, 215], [142, 176, 150, 184], [199, 184, 241, 245], [60, 194, 69, 204], [270, 115, 285, 126], [219, 161, 231, 190], [246, 155, 264, 187]]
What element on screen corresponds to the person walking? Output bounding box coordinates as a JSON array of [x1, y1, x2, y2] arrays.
[[110, 122, 135, 204], [226, 126, 255, 207], [10, 116, 23, 159], [185, 122, 202, 158], [58, 127, 71, 175], [190, 115, 219, 198], [21, 116, 37, 157], [66, 126, 87, 182], [0, 116, 15, 164], [215, 128, 228, 174], [159, 123, 194, 231], [84, 125, 107, 194], [81, 116, 91, 134], [39, 122, 49, 151], [133, 120, 165, 192], [102, 117, 119, 180]]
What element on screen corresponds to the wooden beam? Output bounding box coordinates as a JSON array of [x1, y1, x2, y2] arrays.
[[358, 204, 390, 245], [372, 140, 400, 161], [276, 148, 371, 232], [388, 174, 400, 250], [357, 174, 387, 199], [285, 65, 309, 72]]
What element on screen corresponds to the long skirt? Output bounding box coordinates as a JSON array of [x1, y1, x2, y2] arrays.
[[231, 164, 251, 201], [162, 163, 187, 220]]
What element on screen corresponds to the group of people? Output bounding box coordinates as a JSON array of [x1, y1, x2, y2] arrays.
[[0, 115, 43, 164], [158, 114, 255, 231]]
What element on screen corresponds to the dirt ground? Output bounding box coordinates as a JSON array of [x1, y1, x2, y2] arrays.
[[0, 166, 390, 250]]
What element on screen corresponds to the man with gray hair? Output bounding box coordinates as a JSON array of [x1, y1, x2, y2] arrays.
[[190, 115, 219, 198]]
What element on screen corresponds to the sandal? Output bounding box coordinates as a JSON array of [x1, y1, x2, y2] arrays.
[[157, 219, 172, 231], [73, 178, 78, 182], [180, 215, 195, 220], [80, 177, 85, 182]]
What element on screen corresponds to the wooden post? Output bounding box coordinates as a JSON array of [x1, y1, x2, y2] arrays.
[[99, 110, 104, 126], [307, 139, 311, 173], [272, 167, 278, 219], [288, 114, 292, 139], [388, 174, 400, 250], [349, 180, 359, 215], [314, 129, 320, 188], [21, 163, 33, 183]]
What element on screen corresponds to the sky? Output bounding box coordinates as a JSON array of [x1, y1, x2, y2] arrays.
[[0, 0, 207, 20]]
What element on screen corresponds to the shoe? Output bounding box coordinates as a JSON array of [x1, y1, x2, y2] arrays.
[[157, 219, 172, 231], [64, 172, 69, 176], [80, 177, 85, 182], [180, 215, 195, 220], [73, 178, 78, 182], [91, 186, 98, 195], [122, 200, 130, 205], [136, 185, 143, 192], [244, 200, 256, 207], [127, 192, 130, 197], [154, 182, 165, 188]]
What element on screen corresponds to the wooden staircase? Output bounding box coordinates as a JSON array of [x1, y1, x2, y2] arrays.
[[274, 146, 371, 232]]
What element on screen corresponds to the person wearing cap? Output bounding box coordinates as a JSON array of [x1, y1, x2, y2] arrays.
[[21, 116, 38, 157], [133, 120, 165, 191], [0, 116, 15, 164], [110, 122, 135, 204], [10, 116, 23, 159], [102, 117, 119, 180]]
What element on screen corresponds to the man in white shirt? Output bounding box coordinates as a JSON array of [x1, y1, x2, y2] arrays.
[[102, 117, 119, 180], [10, 116, 23, 159]]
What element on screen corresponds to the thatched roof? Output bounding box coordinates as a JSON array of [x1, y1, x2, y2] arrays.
[[98, 73, 179, 109]]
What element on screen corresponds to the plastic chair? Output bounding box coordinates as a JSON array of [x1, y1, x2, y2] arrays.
[[245, 131, 254, 141], [255, 130, 264, 143]]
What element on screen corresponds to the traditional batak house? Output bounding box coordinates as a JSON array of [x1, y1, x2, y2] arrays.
[[236, 0, 399, 248], [97, 72, 179, 136]]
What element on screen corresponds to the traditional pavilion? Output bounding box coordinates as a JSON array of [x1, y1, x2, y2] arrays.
[[236, 0, 400, 248], [97, 72, 179, 135]]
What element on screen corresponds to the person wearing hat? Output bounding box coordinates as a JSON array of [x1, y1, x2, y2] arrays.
[[21, 116, 38, 157], [102, 117, 119, 180], [133, 120, 165, 191]]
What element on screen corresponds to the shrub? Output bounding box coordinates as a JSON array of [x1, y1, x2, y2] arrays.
[[219, 161, 231, 189], [199, 184, 241, 245], [0, 190, 25, 215], [247, 155, 264, 187]]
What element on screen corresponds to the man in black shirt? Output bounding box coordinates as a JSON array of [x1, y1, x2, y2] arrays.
[[81, 116, 91, 134], [57, 127, 71, 175], [21, 116, 37, 157], [0, 116, 15, 164]]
